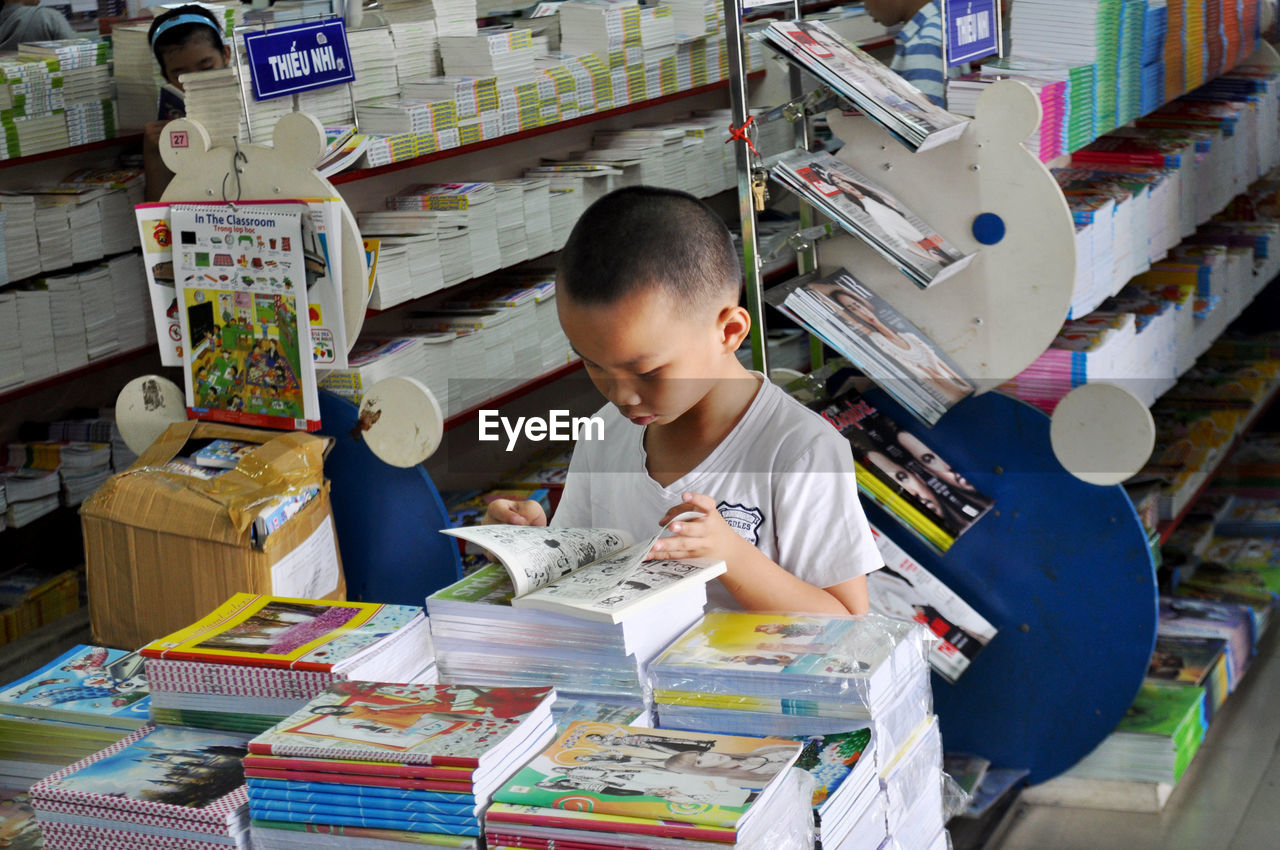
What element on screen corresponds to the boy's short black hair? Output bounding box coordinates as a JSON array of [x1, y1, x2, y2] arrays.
[[558, 186, 741, 307], [148, 4, 223, 69]]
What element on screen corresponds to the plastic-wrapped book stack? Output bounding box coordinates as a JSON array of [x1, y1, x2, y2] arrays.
[[651, 612, 949, 850], [139, 593, 437, 735]]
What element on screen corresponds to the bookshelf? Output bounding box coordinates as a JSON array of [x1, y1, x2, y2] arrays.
[[725, 0, 1280, 791], [0, 345, 154, 406], [0, 134, 141, 172]]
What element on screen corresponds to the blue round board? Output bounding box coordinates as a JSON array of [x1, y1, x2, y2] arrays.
[[860, 389, 1158, 785], [318, 390, 462, 605]]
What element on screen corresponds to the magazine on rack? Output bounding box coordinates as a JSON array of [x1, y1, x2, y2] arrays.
[[440, 522, 725, 624], [759, 19, 969, 152], [766, 268, 973, 425], [770, 149, 975, 289]]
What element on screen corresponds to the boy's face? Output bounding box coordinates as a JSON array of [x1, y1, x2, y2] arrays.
[[558, 287, 743, 428]]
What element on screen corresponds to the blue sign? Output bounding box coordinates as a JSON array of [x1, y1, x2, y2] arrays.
[[944, 0, 999, 66], [243, 18, 355, 101]]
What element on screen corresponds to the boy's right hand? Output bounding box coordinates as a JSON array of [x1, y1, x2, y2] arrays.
[[482, 499, 547, 526]]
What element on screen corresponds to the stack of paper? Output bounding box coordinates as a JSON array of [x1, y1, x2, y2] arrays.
[[440, 27, 539, 86], [496, 176, 553, 259], [0, 466, 59, 527], [650, 612, 933, 770], [141, 593, 437, 735], [487, 722, 813, 849], [404, 308, 520, 404], [246, 684, 556, 849], [1060, 682, 1206, 785], [14, 287, 55, 383], [348, 25, 403, 104], [948, 72, 1067, 161], [491, 180, 529, 267], [107, 26, 161, 131], [57, 441, 114, 505], [389, 19, 441, 83], [0, 644, 149, 788], [318, 337, 429, 403], [0, 194, 38, 281], [74, 265, 118, 361], [43, 272, 89, 373], [426, 0, 479, 37], [880, 716, 947, 849], [31, 725, 253, 850], [180, 66, 247, 144], [401, 73, 500, 121], [355, 96, 457, 135], [358, 210, 450, 305], [560, 0, 642, 56], [0, 292, 21, 388], [389, 183, 501, 280], [60, 170, 142, 255], [547, 186, 579, 248], [668, 0, 721, 37], [103, 252, 151, 350]]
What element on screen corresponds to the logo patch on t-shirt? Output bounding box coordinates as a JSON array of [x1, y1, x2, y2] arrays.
[[717, 502, 764, 545]]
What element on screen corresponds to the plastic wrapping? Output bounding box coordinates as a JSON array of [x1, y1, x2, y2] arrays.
[[940, 768, 972, 823], [745, 766, 818, 850], [650, 611, 937, 766]]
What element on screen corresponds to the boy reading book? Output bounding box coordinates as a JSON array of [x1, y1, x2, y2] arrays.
[[485, 187, 882, 614]]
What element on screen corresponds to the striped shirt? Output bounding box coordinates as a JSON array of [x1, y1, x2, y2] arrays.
[[891, 0, 947, 107]]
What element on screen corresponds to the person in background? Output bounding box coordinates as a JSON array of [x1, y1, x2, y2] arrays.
[[143, 4, 231, 202], [0, 0, 73, 51], [863, 0, 947, 107]]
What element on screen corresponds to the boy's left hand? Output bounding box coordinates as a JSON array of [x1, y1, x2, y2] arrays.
[[646, 492, 746, 562]]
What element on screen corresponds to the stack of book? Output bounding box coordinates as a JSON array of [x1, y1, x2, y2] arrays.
[[107, 25, 161, 132], [103, 252, 152, 352], [440, 27, 539, 87], [140, 593, 437, 734], [495, 177, 554, 259], [357, 211, 450, 307], [389, 19, 441, 83], [790, 728, 887, 850], [429, 523, 725, 712], [948, 72, 1067, 162], [1146, 633, 1230, 722], [1057, 682, 1207, 787], [878, 715, 947, 849], [44, 272, 90, 373], [1158, 595, 1254, 689], [390, 183, 502, 281], [486, 721, 814, 849], [0, 293, 20, 389], [181, 66, 252, 144], [348, 26, 402, 105], [0, 466, 59, 528], [491, 181, 530, 267], [246, 683, 557, 848], [0, 194, 40, 281], [650, 612, 932, 769], [0, 645, 149, 787], [319, 337, 433, 403], [60, 167, 145, 253], [14, 288, 56, 385], [559, 0, 642, 57], [30, 724, 253, 850]]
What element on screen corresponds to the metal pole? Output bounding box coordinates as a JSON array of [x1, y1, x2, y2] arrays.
[[787, 1, 824, 370], [723, 0, 768, 375]]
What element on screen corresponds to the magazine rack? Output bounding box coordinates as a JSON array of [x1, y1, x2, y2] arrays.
[[159, 112, 369, 353], [722, 1, 1152, 786]]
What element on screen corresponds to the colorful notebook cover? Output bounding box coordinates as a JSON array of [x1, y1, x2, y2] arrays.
[[249, 819, 477, 846], [29, 725, 250, 828], [0, 645, 149, 729], [0, 789, 40, 850], [484, 801, 736, 842], [191, 439, 256, 469], [491, 721, 802, 829], [1146, 634, 1229, 685], [249, 787, 476, 814], [246, 777, 476, 804], [248, 682, 554, 766], [140, 593, 422, 672], [244, 754, 473, 782], [790, 728, 873, 810]]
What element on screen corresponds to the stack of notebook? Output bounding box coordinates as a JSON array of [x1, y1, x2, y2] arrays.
[[31, 725, 252, 850], [650, 612, 932, 769], [0, 645, 149, 787], [486, 721, 813, 849], [246, 683, 557, 848], [790, 728, 887, 850], [140, 593, 436, 734]]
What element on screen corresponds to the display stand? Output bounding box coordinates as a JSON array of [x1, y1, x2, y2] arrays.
[[159, 112, 369, 350]]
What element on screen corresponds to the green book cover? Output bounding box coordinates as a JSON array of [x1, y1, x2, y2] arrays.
[[1117, 683, 1205, 738]]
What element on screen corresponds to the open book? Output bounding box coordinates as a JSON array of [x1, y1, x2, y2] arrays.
[[440, 523, 725, 624]]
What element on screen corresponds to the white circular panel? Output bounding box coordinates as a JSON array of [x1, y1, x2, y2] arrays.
[[115, 375, 187, 455], [358, 376, 444, 468], [1050, 383, 1156, 486]]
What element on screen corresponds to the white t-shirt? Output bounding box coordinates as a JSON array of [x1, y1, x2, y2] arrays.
[[551, 375, 883, 610]]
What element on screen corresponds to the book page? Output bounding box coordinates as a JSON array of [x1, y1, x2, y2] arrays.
[[441, 526, 634, 597], [516, 556, 725, 621]]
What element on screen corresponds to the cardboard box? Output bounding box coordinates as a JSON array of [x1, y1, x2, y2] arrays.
[[80, 421, 345, 649]]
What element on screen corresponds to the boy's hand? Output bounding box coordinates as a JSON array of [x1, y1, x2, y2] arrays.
[[647, 492, 746, 562], [482, 499, 547, 526]]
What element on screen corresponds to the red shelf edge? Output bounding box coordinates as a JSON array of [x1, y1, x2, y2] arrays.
[[443, 360, 584, 432], [332, 73, 765, 186], [0, 134, 142, 171], [0, 344, 156, 405]]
